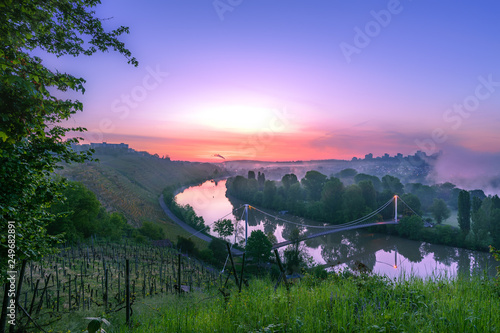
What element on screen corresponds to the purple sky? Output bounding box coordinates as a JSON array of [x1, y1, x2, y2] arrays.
[[49, 0, 500, 163]]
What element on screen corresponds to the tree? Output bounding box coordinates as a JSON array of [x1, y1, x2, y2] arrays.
[[489, 208, 500, 248], [320, 177, 344, 223], [396, 215, 424, 240], [457, 190, 471, 234], [0, 0, 137, 283], [257, 172, 266, 189], [281, 173, 298, 191], [354, 173, 382, 192], [301, 170, 327, 201], [208, 238, 228, 265], [246, 230, 272, 264], [471, 208, 488, 248], [338, 168, 358, 178], [248, 170, 255, 179], [430, 198, 450, 224], [139, 221, 165, 241], [263, 180, 277, 206], [48, 181, 101, 242], [177, 236, 196, 255], [283, 228, 309, 274], [358, 180, 377, 210], [342, 184, 366, 221], [213, 219, 234, 239], [381, 175, 404, 194], [399, 193, 422, 217], [472, 196, 482, 214]]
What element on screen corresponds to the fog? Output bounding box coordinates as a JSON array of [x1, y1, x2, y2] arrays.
[[427, 146, 500, 195]]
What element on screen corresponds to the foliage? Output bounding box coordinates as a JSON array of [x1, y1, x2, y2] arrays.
[[490, 245, 500, 282], [85, 317, 110, 333], [398, 193, 421, 217], [48, 181, 100, 241], [430, 198, 451, 224], [283, 228, 311, 274], [320, 177, 344, 223], [139, 221, 166, 240], [354, 173, 382, 192], [246, 230, 272, 263], [208, 238, 228, 264], [457, 190, 471, 233], [47, 181, 131, 243], [0, 0, 136, 283], [163, 193, 210, 234], [213, 218, 234, 239], [381, 175, 404, 194], [177, 236, 197, 255], [301, 170, 327, 201], [396, 215, 424, 240], [281, 173, 298, 190]]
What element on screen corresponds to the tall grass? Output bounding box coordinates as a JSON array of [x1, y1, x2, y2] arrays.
[[110, 272, 499, 332]]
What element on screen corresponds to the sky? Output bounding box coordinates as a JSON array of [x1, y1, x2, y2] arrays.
[[50, 0, 500, 163]]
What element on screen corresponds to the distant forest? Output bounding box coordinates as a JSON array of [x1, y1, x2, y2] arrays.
[[226, 169, 500, 251]]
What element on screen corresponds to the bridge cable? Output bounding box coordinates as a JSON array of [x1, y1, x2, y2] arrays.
[[397, 196, 423, 218], [248, 197, 394, 230]]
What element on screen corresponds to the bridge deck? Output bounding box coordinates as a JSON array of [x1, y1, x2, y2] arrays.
[[272, 220, 398, 249]]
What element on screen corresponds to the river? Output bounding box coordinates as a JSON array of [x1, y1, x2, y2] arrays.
[[175, 179, 497, 279]]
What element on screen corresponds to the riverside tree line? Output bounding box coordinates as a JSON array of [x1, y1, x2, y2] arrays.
[[226, 169, 500, 251]]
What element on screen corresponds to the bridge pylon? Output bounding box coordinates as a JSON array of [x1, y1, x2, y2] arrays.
[[394, 195, 398, 223]]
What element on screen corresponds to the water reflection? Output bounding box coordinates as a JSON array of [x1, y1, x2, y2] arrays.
[[175, 179, 498, 279]]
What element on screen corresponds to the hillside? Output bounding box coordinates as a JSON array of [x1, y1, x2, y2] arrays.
[[57, 152, 224, 243]]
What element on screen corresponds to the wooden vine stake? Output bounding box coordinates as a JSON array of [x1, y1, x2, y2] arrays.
[[274, 250, 289, 291]]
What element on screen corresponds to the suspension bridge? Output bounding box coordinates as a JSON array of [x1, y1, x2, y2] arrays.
[[183, 194, 420, 251], [162, 191, 420, 254]]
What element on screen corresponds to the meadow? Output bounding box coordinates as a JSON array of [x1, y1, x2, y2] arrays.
[[110, 270, 500, 332]]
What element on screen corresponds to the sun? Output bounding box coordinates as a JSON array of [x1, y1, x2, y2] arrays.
[[193, 105, 277, 133]]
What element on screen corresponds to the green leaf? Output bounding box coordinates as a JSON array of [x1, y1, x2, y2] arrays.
[[87, 319, 101, 333], [0, 132, 8, 142]]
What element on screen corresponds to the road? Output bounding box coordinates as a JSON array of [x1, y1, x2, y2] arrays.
[[159, 193, 244, 256], [159, 194, 213, 242]]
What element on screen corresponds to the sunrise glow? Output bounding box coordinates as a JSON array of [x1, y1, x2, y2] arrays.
[[53, 0, 500, 164]]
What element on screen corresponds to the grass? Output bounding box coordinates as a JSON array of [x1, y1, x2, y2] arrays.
[[444, 209, 459, 228], [101, 271, 500, 333]]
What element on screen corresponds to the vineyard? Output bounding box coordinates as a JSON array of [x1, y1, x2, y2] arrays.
[[1, 240, 223, 332], [57, 153, 224, 245]]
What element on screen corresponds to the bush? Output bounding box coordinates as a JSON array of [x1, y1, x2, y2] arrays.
[[209, 238, 228, 264], [139, 221, 165, 240], [177, 236, 197, 255]]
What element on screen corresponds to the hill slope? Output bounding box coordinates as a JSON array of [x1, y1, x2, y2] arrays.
[[57, 152, 223, 243]]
